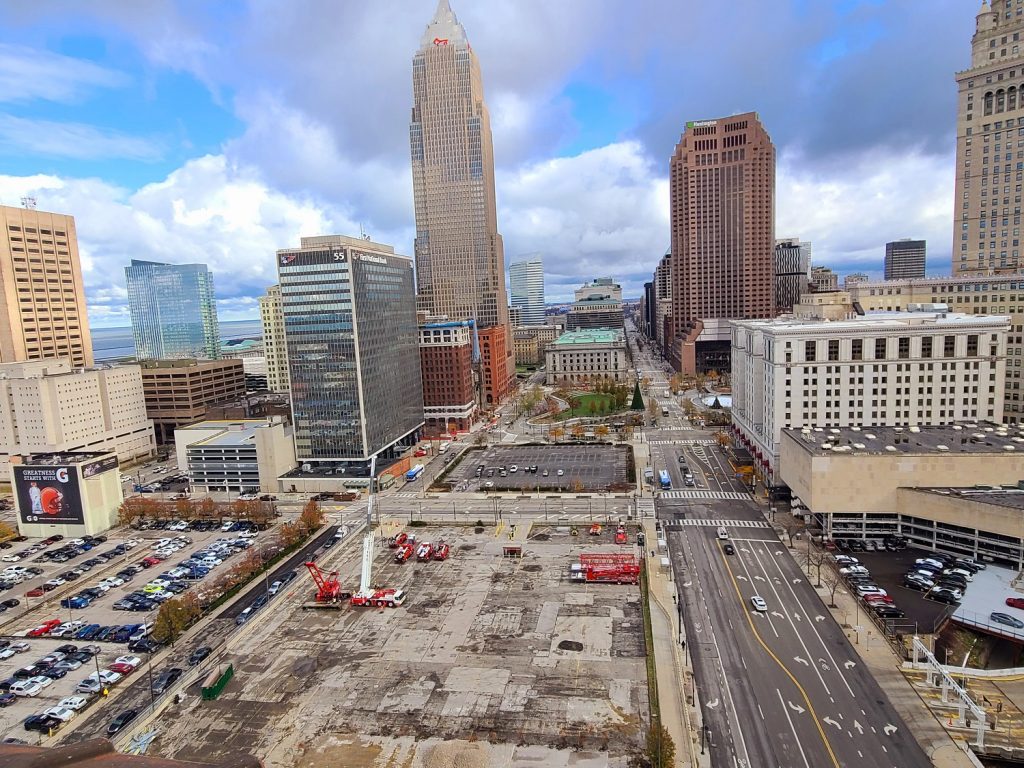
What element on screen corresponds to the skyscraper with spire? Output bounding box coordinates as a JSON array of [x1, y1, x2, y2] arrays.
[[410, 0, 512, 407], [954, 1, 1024, 275]]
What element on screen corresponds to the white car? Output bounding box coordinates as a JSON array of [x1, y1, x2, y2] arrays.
[[114, 655, 142, 668], [68, 539, 86, 547], [55, 658, 82, 671], [10, 680, 42, 697], [0, 648, 14, 660], [43, 706, 76, 722], [239, 530, 258, 540], [28, 675, 53, 689], [556, 469, 565, 476], [147, 579, 170, 589], [57, 695, 89, 711], [101, 576, 125, 587], [750, 595, 768, 612], [85, 670, 122, 685], [91, 583, 111, 593], [1, 554, 21, 562]]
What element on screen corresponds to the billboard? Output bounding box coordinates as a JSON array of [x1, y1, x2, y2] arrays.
[[14, 465, 85, 526], [81, 455, 118, 480]]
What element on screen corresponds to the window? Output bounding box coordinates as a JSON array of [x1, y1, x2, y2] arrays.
[[898, 337, 910, 359], [875, 338, 887, 358], [967, 334, 979, 355], [828, 340, 839, 361], [921, 337, 933, 358], [804, 341, 816, 362], [944, 335, 957, 357], [851, 339, 863, 360]]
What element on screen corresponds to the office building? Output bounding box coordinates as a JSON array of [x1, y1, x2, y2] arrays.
[[419, 319, 477, 436], [774, 238, 811, 313], [545, 328, 628, 385], [669, 113, 775, 375], [779, 423, 1024, 568], [125, 260, 219, 360], [509, 256, 545, 327], [0, 360, 155, 480], [809, 265, 839, 292], [174, 418, 295, 494], [847, 274, 1024, 424], [410, 0, 512, 404], [259, 285, 289, 393], [512, 325, 559, 367], [731, 292, 1008, 487], [844, 273, 870, 288], [278, 235, 423, 465], [0, 204, 92, 368], [954, 2, 1024, 274], [140, 358, 246, 443], [640, 282, 655, 338], [567, 278, 625, 331], [653, 251, 672, 353], [884, 239, 926, 280], [508, 305, 521, 327]]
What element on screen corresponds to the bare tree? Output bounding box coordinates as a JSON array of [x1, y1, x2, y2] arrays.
[[822, 570, 843, 608], [779, 515, 805, 548], [799, 547, 828, 587]]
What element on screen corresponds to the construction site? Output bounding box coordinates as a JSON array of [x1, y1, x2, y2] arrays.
[[143, 522, 650, 768]]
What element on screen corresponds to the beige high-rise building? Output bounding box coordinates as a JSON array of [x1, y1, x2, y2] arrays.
[[0, 359, 155, 479], [410, 0, 512, 406], [0, 204, 93, 368], [258, 285, 289, 393], [954, 1, 1024, 275]]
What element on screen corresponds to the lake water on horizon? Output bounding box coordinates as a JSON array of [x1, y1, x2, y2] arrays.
[[91, 319, 263, 361]]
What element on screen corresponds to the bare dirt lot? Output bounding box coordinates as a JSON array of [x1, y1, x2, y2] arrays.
[[146, 525, 649, 767]]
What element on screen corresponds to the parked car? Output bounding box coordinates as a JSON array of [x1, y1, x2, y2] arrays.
[[1006, 597, 1024, 610], [187, 646, 211, 666], [151, 667, 183, 695], [23, 714, 61, 733], [106, 708, 138, 735], [991, 612, 1024, 629]]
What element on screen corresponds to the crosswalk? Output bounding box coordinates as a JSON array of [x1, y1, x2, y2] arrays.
[[393, 492, 420, 499], [650, 439, 714, 445], [658, 490, 750, 500], [663, 518, 771, 530]]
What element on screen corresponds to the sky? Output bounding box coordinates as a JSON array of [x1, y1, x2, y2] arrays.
[[0, 0, 975, 327]]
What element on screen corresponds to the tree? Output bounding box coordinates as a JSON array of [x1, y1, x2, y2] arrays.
[[299, 499, 324, 534], [800, 548, 827, 588], [646, 722, 676, 768], [0, 522, 15, 542], [197, 497, 217, 521], [571, 424, 585, 440], [588, 400, 597, 415], [152, 596, 202, 645], [823, 570, 843, 608], [596, 425, 610, 439], [174, 498, 194, 520], [715, 430, 730, 450], [780, 515, 805, 548], [630, 382, 644, 411]]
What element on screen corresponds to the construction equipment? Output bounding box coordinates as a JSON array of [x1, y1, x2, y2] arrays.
[[433, 542, 450, 561], [352, 532, 405, 608], [304, 561, 350, 605], [589, 523, 602, 536], [388, 532, 408, 549], [614, 526, 628, 545], [394, 542, 414, 563], [416, 542, 434, 561], [570, 553, 640, 585]]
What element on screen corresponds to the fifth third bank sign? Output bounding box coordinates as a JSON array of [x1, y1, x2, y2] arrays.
[[14, 465, 84, 525]]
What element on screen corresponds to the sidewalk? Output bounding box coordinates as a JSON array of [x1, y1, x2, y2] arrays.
[[643, 518, 709, 768]]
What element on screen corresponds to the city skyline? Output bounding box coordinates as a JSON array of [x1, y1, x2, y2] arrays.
[[0, 1, 980, 326]]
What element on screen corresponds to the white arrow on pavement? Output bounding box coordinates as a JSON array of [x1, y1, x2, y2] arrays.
[[792, 578, 803, 584], [883, 724, 898, 736], [736, 575, 748, 582], [754, 575, 765, 582], [682, 581, 692, 587], [818, 658, 830, 671], [793, 613, 802, 622], [844, 660, 857, 670], [854, 720, 864, 734], [794, 656, 809, 667], [741, 548, 750, 553], [787, 701, 805, 714], [823, 716, 842, 730], [776, 551, 785, 556], [706, 698, 720, 709], [815, 615, 826, 622], [771, 611, 785, 619]]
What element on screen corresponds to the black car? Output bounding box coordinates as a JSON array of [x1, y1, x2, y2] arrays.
[[930, 590, 961, 605], [42, 666, 68, 680], [188, 646, 212, 666], [722, 543, 735, 555], [875, 607, 906, 618], [55, 644, 77, 655], [0, 692, 15, 707], [151, 667, 183, 695], [834, 538, 849, 551], [128, 637, 159, 654], [24, 714, 61, 734], [106, 708, 138, 735]]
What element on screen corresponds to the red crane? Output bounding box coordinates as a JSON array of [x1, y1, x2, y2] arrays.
[[304, 561, 346, 603]]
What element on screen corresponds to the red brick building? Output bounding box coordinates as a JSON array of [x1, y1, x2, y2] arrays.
[[479, 325, 512, 407], [419, 320, 477, 436]]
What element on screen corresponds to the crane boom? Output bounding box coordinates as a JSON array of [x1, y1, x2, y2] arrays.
[[359, 532, 374, 594]]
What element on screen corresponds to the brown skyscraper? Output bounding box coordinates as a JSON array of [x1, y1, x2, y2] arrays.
[[0, 204, 93, 368], [953, 1, 1024, 275], [410, 0, 512, 406], [668, 113, 775, 375]]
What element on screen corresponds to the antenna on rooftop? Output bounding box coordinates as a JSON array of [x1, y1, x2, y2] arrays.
[[359, 223, 371, 241], [20, 196, 36, 210]]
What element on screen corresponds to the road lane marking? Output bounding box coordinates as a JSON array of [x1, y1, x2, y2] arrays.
[[722, 549, 841, 768], [883, 724, 897, 736], [776, 689, 812, 768]]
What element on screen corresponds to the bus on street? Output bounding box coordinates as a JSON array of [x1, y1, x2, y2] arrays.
[[658, 469, 671, 490], [406, 464, 424, 482]]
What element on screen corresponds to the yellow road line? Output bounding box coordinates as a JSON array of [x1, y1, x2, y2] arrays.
[[719, 550, 842, 768]]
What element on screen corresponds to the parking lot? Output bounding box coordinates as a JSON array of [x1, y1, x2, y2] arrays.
[[0, 521, 275, 741], [141, 525, 649, 767], [443, 445, 632, 493]]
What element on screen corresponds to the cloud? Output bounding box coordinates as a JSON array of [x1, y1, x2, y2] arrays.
[[0, 43, 128, 103], [0, 115, 164, 161]]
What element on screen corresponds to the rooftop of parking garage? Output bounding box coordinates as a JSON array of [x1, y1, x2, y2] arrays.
[[782, 422, 1024, 457], [908, 486, 1024, 511]]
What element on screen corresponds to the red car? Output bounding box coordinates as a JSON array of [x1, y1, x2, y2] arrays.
[[141, 557, 161, 568], [27, 619, 61, 637], [413, 449, 427, 457], [863, 595, 894, 605], [24, 587, 45, 598], [107, 662, 137, 675], [1006, 597, 1024, 609]]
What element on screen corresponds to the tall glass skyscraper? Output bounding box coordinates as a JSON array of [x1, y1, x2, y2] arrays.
[[277, 235, 423, 463], [509, 256, 545, 326], [124, 260, 219, 360]]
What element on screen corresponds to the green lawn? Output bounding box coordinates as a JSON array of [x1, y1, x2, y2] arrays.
[[554, 392, 626, 420]]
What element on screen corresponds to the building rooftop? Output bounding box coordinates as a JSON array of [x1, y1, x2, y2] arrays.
[[907, 485, 1024, 512], [551, 328, 624, 346], [140, 358, 243, 370], [22, 451, 114, 466], [178, 419, 285, 448], [782, 422, 1024, 457], [736, 309, 1009, 333]]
